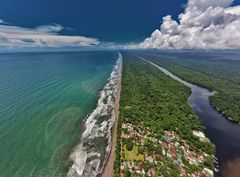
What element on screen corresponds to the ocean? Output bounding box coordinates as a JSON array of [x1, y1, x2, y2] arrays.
[[0, 51, 120, 177]]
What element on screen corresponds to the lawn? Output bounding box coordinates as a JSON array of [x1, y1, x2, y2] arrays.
[[123, 146, 144, 161]]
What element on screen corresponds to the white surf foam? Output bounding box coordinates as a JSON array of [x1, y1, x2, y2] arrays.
[[67, 52, 122, 177]]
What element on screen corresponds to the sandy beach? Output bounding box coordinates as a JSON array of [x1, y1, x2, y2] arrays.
[[100, 75, 121, 177]]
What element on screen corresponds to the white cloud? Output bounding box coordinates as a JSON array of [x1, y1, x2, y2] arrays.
[[35, 24, 64, 33], [0, 21, 99, 48], [225, 5, 240, 15], [139, 0, 240, 49]]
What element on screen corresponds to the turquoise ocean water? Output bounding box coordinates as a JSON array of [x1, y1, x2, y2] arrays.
[[0, 51, 117, 177]]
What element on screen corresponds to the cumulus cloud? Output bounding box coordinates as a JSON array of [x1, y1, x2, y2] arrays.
[[0, 22, 99, 48], [139, 0, 240, 49]]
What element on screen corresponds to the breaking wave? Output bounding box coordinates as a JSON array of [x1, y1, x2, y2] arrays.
[[67, 52, 122, 177]]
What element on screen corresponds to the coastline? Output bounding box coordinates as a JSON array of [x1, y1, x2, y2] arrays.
[[67, 53, 122, 177], [100, 72, 121, 177]]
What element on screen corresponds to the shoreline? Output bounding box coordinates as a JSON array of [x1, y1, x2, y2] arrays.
[[100, 57, 122, 177], [67, 53, 122, 177]]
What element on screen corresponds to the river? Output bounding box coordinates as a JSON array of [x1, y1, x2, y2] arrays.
[[139, 56, 240, 177]]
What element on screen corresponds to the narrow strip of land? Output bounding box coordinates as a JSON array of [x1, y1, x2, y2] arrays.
[[100, 67, 122, 177], [137, 54, 240, 176], [115, 53, 215, 177]]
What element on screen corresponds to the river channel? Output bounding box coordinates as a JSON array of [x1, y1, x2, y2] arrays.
[[139, 56, 240, 177]]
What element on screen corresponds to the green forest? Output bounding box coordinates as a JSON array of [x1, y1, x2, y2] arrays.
[[114, 53, 215, 177], [139, 51, 240, 123]]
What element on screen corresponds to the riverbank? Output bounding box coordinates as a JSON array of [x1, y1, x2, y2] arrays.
[[100, 74, 121, 177], [138, 51, 240, 123], [115, 53, 214, 177], [138, 55, 240, 176]]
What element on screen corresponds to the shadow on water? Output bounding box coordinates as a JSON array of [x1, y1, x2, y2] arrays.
[[139, 57, 240, 177]]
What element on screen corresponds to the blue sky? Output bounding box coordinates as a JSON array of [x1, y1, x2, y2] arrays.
[[0, 0, 240, 49], [0, 0, 187, 42]]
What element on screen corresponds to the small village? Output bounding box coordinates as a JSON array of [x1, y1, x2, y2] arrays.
[[120, 123, 214, 177]]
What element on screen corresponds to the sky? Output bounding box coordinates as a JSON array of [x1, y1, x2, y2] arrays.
[[0, 0, 187, 42], [0, 0, 240, 49]]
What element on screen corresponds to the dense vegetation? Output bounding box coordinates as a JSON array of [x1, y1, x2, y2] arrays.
[[114, 53, 215, 177], [137, 51, 240, 123]]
